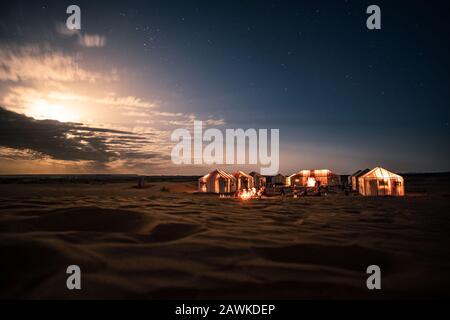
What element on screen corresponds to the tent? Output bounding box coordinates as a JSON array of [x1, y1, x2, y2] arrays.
[[288, 169, 340, 187], [350, 168, 370, 192], [349, 170, 361, 187], [340, 174, 350, 187], [198, 169, 236, 193], [358, 167, 404, 196], [233, 171, 254, 190], [270, 173, 287, 186], [249, 172, 266, 189]]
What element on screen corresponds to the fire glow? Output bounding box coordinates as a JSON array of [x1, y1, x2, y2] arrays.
[[238, 187, 264, 200], [307, 177, 317, 187]]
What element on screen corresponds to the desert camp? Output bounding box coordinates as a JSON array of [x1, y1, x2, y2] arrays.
[[198, 167, 405, 197]]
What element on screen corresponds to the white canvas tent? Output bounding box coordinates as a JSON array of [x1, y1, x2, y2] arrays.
[[358, 167, 404, 196], [198, 169, 236, 193]]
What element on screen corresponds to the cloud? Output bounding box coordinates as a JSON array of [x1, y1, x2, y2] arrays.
[[0, 45, 113, 83], [0, 106, 166, 165], [78, 34, 107, 48], [160, 116, 225, 128], [0, 43, 225, 129], [55, 22, 79, 38], [1, 83, 225, 130], [151, 111, 184, 117], [92, 95, 153, 109], [1, 86, 155, 118], [56, 22, 107, 48]]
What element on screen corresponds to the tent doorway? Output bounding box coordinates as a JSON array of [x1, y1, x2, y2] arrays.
[[369, 180, 378, 195], [219, 178, 227, 193], [391, 181, 402, 196]]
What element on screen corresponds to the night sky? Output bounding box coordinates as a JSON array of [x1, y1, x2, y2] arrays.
[[0, 0, 449, 174]]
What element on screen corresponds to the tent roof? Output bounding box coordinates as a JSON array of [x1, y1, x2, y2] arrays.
[[353, 168, 370, 178], [216, 169, 235, 179], [360, 167, 403, 180], [234, 170, 252, 178], [200, 169, 235, 181]]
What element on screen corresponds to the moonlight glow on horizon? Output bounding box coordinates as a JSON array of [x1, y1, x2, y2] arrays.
[[27, 100, 79, 123]]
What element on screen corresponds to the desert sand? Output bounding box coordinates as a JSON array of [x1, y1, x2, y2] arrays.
[[0, 174, 450, 299]]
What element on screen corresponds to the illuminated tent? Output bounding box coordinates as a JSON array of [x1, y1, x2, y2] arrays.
[[198, 169, 236, 193], [233, 171, 254, 190], [350, 168, 370, 192], [288, 169, 340, 187], [249, 172, 266, 189], [358, 167, 404, 196]]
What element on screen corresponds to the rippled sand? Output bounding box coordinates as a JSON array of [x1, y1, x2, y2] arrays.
[[1, 178, 449, 299]]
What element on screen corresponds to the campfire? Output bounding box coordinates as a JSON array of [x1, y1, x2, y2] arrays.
[[237, 187, 264, 200]]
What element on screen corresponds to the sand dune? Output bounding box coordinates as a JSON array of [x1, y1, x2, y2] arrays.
[[0, 178, 450, 299]]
